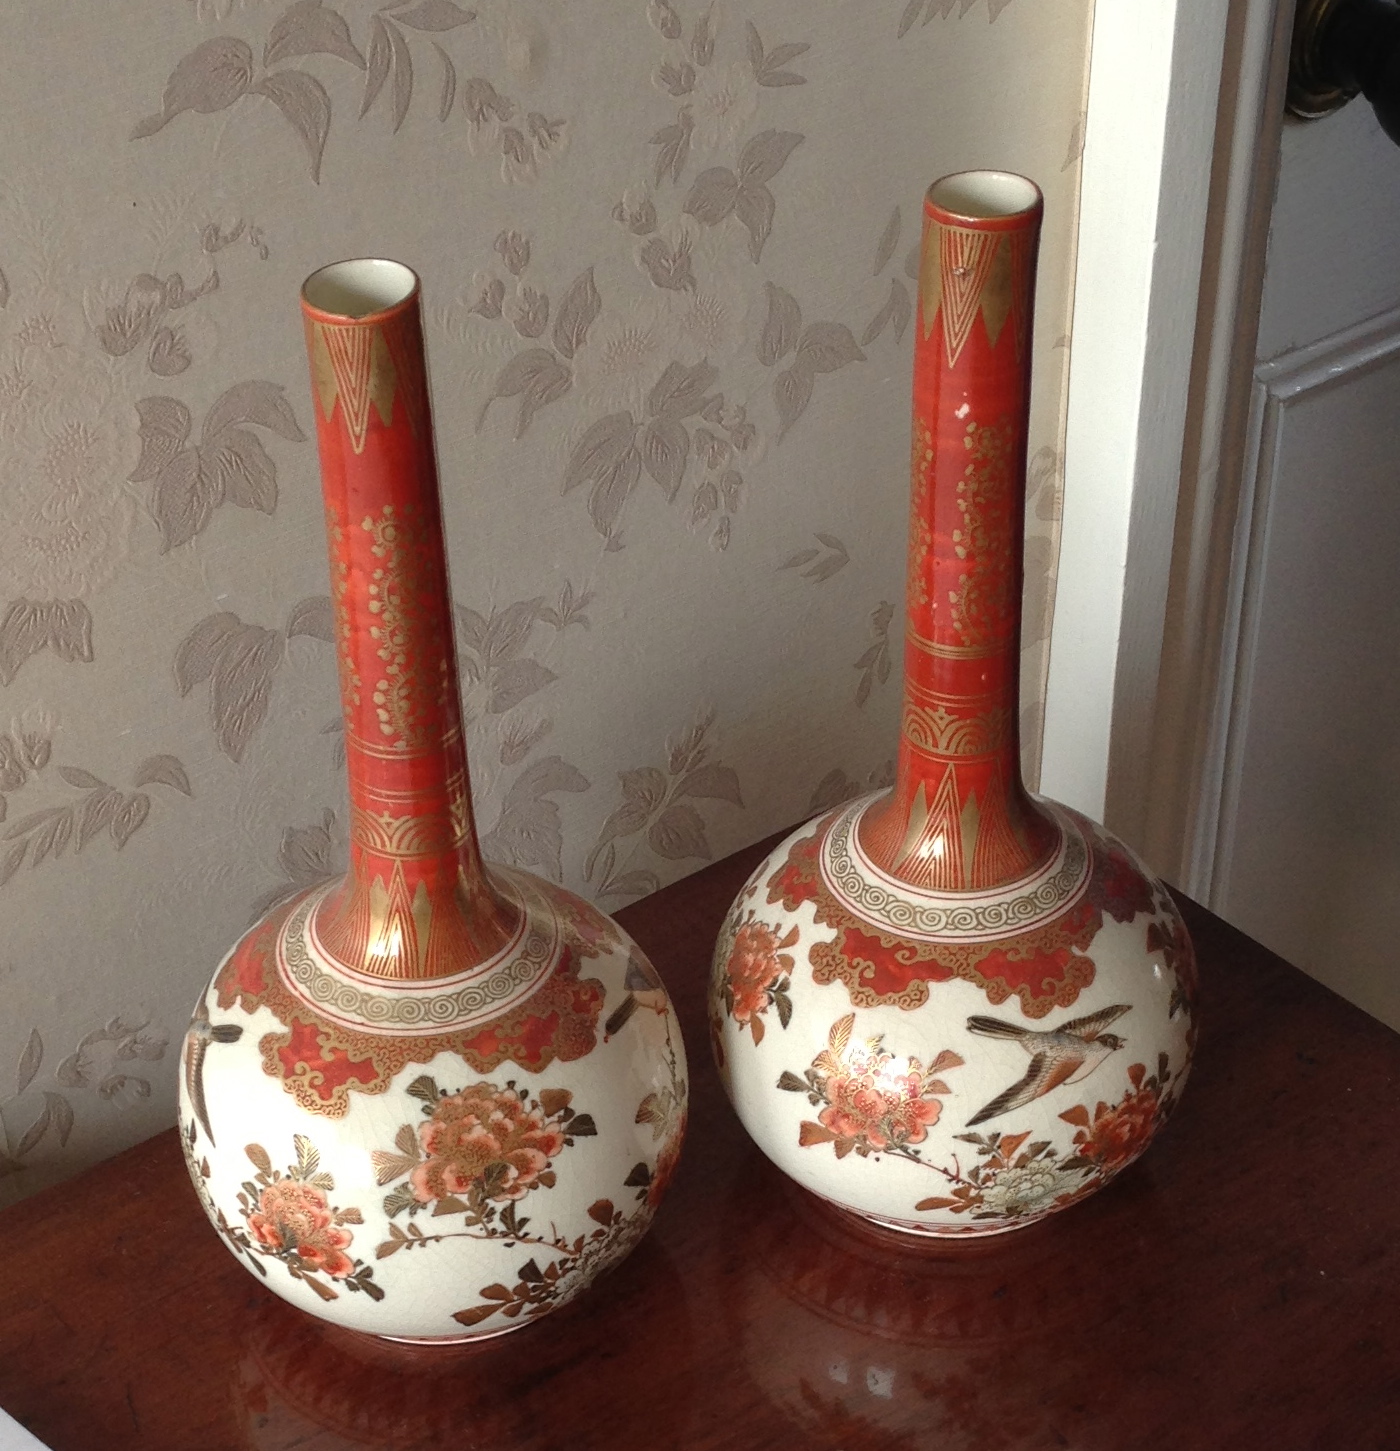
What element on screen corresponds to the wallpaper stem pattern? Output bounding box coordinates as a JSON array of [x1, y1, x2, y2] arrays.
[[0, 0, 1092, 1205]]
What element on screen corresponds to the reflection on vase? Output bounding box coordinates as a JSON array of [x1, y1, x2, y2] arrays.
[[724, 1155, 1178, 1451], [234, 1231, 694, 1450]]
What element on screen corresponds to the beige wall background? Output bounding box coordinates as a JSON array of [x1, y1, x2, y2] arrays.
[[0, 0, 1092, 1206]]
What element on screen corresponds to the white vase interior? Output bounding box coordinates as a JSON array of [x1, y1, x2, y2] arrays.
[[303, 258, 419, 318], [927, 170, 1040, 221]]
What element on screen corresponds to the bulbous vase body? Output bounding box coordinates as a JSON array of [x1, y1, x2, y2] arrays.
[[709, 174, 1195, 1238], [711, 795, 1193, 1236], [179, 260, 686, 1341]]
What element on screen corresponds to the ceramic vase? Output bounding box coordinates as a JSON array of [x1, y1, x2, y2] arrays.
[[179, 260, 687, 1342], [709, 173, 1197, 1238]]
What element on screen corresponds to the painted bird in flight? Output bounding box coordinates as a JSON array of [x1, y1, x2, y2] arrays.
[[964, 1004, 1131, 1127], [184, 1001, 243, 1146]]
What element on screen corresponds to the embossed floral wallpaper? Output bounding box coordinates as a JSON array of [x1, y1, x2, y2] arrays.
[[0, 0, 1091, 1204]]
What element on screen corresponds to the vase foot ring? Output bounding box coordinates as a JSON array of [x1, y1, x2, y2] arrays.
[[376, 1322, 525, 1347], [832, 1202, 1049, 1243]]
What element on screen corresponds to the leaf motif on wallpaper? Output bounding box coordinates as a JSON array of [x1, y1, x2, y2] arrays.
[[873, 207, 902, 276], [1063, 112, 1087, 172], [808, 760, 894, 814], [648, 0, 683, 41], [861, 278, 913, 348], [562, 412, 639, 548], [899, 0, 1017, 34], [657, 59, 695, 97], [684, 129, 803, 262], [745, 22, 809, 87], [651, 106, 694, 188], [781, 533, 849, 584], [585, 709, 743, 901], [129, 37, 257, 138], [252, 70, 333, 181], [97, 269, 218, 374], [690, 8, 715, 66], [0, 728, 53, 799], [511, 286, 550, 340], [563, 360, 719, 548], [758, 287, 866, 440], [175, 598, 329, 762], [1021, 534, 1058, 650], [265, 0, 367, 69], [499, 716, 553, 766], [434, 42, 457, 121], [474, 269, 598, 434], [0, 266, 10, 309], [0, 757, 191, 888], [202, 218, 271, 261], [470, 277, 506, 318], [494, 229, 531, 277], [639, 231, 696, 292], [561, 363, 749, 552], [148, 327, 193, 376], [477, 349, 571, 438], [1029, 445, 1063, 523], [2, 1015, 170, 1176], [854, 601, 895, 708], [358, 4, 474, 130], [15, 1031, 41, 1098], [132, 382, 305, 551], [130, 34, 330, 181], [481, 756, 590, 881], [459, 74, 513, 125], [0, 601, 94, 688], [456, 581, 588, 718], [252, 807, 345, 919], [613, 192, 659, 236], [552, 269, 602, 360], [131, 3, 489, 183]]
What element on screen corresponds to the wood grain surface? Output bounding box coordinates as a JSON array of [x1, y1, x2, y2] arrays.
[[0, 833, 1396, 1450]]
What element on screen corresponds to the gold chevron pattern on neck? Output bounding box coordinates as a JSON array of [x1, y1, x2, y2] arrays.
[[310, 319, 398, 454], [919, 219, 1025, 369]]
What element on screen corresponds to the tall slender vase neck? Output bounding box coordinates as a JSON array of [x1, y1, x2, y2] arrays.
[[858, 176, 1059, 892], [300, 262, 514, 981]]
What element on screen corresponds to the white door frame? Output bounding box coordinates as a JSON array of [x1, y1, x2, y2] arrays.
[[1040, 0, 1295, 884]]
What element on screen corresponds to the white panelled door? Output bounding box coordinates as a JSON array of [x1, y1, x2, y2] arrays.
[[1211, 99, 1400, 1029]]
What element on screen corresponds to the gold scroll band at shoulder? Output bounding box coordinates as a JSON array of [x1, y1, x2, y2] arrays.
[[918, 220, 1033, 369], [821, 797, 1090, 942], [282, 872, 557, 1034], [902, 701, 1015, 757]]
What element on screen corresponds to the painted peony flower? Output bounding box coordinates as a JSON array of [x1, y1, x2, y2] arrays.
[[1074, 1085, 1159, 1173], [817, 1060, 945, 1152], [976, 1162, 1072, 1219], [411, 1083, 567, 1204], [247, 1179, 355, 1278], [724, 919, 791, 1025]]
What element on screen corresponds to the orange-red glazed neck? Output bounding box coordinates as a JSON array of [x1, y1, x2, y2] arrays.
[[300, 260, 516, 980], [858, 174, 1059, 892]]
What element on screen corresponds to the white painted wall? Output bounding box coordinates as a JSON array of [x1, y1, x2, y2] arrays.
[[1041, 0, 1230, 828]]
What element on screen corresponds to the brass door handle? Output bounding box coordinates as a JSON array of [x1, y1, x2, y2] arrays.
[[1289, 0, 1400, 143]]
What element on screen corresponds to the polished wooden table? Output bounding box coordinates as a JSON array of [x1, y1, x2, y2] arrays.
[[1, 835, 1397, 1450]]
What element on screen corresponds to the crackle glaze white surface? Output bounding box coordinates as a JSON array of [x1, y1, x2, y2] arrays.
[[179, 868, 686, 1341], [710, 793, 1196, 1236]]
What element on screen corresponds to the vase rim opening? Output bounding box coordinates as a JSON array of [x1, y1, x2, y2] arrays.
[[925, 171, 1041, 222], [302, 258, 419, 320]]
